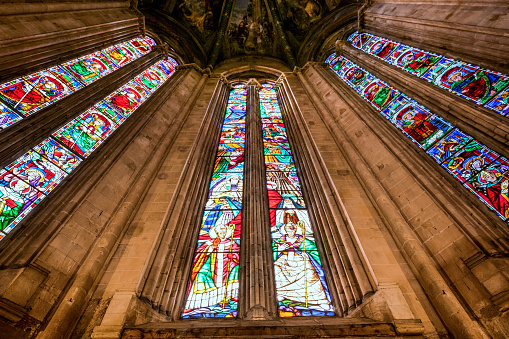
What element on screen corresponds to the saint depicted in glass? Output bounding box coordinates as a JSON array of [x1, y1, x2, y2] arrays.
[[347, 31, 509, 116], [0, 36, 156, 122], [182, 85, 247, 319], [327, 54, 509, 224], [260, 84, 334, 317], [0, 58, 177, 240]]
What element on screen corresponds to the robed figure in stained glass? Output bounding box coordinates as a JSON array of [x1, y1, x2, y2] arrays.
[[184, 223, 240, 317], [273, 218, 331, 316]]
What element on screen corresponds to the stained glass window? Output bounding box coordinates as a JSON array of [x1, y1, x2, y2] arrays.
[[0, 58, 177, 241], [326, 54, 509, 225], [182, 85, 247, 319], [260, 84, 334, 317], [346, 31, 509, 116], [0, 37, 157, 127]]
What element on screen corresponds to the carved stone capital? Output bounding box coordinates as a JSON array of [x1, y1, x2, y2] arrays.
[[301, 61, 324, 72], [175, 63, 204, 73], [245, 305, 271, 320], [358, 0, 372, 31], [393, 319, 425, 336]]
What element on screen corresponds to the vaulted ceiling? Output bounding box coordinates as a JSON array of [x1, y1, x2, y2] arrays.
[[138, 0, 363, 69]]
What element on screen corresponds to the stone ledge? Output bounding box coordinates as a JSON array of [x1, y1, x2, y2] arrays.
[[121, 318, 426, 338]]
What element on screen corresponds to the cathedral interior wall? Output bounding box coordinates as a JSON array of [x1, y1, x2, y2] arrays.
[[0, 0, 507, 338]]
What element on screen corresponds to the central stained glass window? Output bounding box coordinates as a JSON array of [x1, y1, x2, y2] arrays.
[[260, 84, 334, 317], [182, 84, 246, 319]]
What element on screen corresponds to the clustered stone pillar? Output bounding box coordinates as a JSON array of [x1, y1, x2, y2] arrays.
[[239, 78, 277, 320]]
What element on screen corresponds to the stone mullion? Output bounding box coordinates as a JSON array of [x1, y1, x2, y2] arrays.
[[338, 41, 509, 158], [136, 76, 230, 318], [299, 62, 490, 338], [0, 47, 165, 169], [275, 74, 375, 314], [239, 79, 276, 320]]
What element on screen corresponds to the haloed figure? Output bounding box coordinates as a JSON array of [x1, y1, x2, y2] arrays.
[[273, 221, 331, 315], [185, 224, 240, 312]]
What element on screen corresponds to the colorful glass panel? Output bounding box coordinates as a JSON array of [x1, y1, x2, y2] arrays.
[[0, 169, 46, 235], [0, 57, 177, 240], [53, 108, 117, 157], [347, 31, 509, 115], [260, 84, 334, 317], [183, 85, 247, 319], [0, 102, 21, 129], [327, 54, 509, 224], [0, 36, 156, 119]]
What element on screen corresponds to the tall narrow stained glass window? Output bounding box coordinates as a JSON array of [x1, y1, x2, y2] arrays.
[[182, 85, 247, 319], [0, 58, 177, 240], [0, 37, 156, 129], [346, 31, 509, 116], [260, 84, 334, 317], [326, 54, 509, 224]]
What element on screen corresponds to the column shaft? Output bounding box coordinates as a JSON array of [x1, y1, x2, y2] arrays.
[[240, 79, 276, 320]]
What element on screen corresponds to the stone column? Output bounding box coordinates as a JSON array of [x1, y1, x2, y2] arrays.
[[239, 78, 276, 320]]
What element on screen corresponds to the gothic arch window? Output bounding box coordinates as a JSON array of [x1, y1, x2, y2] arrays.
[[0, 41, 178, 240], [183, 84, 246, 319], [260, 84, 334, 317], [326, 53, 509, 224]]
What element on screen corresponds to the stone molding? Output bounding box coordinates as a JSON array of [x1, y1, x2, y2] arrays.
[[276, 74, 377, 313]]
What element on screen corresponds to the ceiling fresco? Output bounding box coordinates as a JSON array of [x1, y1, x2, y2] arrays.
[[224, 0, 280, 58], [140, 0, 362, 67]]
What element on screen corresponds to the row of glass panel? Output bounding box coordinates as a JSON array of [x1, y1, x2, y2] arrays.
[[0, 58, 177, 240], [0, 37, 157, 129], [347, 31, 509, 116], [326, 54, 509, 224]]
